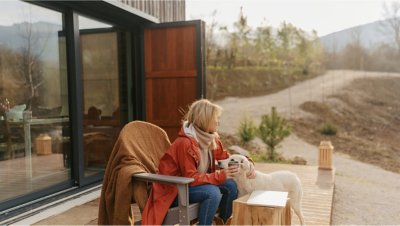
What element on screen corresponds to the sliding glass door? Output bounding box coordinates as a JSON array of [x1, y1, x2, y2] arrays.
[[0, 0, 132, 214], [78, 15, 123, 177], [0, 1, 71, 203]]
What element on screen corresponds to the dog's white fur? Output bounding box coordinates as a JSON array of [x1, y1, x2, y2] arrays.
[[219, 154, 305, 225]]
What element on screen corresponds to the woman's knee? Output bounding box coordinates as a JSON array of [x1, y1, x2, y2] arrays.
[[224, 179, 237, 187], [224, 179, 238, 192], [205, 185, 222, 201]]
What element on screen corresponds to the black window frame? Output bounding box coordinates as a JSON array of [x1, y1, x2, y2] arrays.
[[0, 0, 156, 216]]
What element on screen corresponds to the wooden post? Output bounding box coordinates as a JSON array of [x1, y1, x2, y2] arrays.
[[23, 111, 33, 180], [3, 113, 12, 159], [319, 140, 333, 170]]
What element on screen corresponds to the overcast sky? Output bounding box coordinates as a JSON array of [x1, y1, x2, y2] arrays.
[[0, 0, 390, 36], [186, 0, 388, 36]]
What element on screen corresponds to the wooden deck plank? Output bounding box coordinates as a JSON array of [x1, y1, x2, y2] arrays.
[[254, 163, 334, 225], [130, 163, 335, 225], [27, 163, 335, 225], [0, 154, 70, 200]]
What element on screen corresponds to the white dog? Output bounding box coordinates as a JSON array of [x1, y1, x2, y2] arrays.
[[218, 154, 305, 225]]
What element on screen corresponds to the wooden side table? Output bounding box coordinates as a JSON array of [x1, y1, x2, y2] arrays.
[[231, 194, 291, 225]]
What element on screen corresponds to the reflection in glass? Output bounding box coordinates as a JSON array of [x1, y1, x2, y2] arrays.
[[78, 15, 121, 177], [0, 1, 70, 202]]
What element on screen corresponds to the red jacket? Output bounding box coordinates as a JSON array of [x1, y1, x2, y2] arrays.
[[141, 128, 230, 225]]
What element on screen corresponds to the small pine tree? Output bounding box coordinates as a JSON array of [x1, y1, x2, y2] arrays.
[[258, 107, 291, 161], [320, 122, 337, 136], [237, 115, 257, 144]]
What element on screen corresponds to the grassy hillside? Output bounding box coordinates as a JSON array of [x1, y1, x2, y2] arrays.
[[291, 77, 400, 173], [206, 67, 322, 100]]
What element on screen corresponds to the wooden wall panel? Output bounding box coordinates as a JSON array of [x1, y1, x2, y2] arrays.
[[144, 23, 202, 141], [146, 78, 196, 139], [144, 26, 197, 76], [119, 0, 185, 22]]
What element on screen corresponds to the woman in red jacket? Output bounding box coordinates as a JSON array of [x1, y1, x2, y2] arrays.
[[142, 99, 255, 225]]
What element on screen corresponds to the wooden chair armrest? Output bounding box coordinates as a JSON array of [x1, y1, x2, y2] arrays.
[[132, 173, 195, 225], [133, 173, 194, 185]]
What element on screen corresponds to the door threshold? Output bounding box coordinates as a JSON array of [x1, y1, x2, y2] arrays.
[[1, 185, 101, 225]]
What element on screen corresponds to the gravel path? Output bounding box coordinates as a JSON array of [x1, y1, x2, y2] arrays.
[[215, 70, 400, 225], [279, 134, 400, 225], [216, 70, 400, 134]]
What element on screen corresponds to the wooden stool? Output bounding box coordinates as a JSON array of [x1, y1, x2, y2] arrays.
[[231, 194, 291, 225], [36, 134, 52, 155]]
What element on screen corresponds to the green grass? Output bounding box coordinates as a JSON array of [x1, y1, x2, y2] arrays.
[[206, 67, 322, 100], [319, 122, 338, 136]]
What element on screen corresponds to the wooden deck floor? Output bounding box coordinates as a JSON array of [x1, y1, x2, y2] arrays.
[[0, 153, 103, 202], [0, 154, 70, 201], [256, 163, 335, 225], [33, 163, 335, 225]]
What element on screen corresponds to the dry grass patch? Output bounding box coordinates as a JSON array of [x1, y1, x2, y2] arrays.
[[291, 77, 400, 173]]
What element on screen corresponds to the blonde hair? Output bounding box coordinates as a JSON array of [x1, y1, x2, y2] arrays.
[[185, 99, 223, 131]]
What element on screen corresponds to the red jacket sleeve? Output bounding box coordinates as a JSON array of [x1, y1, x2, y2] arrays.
[[175, 139, 227, 186]]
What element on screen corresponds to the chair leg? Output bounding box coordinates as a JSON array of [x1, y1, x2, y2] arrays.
[[177, 184, 190, 225]]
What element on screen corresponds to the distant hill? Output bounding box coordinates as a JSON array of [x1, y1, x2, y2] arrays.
[[319, 20, 395, 52], [0, 22, 62, 63], [211, 20, 395, 53]]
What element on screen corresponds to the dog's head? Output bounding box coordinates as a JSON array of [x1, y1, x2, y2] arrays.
[[218, 154, 251, 174]]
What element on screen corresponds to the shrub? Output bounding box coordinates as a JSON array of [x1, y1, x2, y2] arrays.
[[320, 122, 337, 136], [237, 115, 257, 143], [250, 152, 291, 164], [258, 107, 291, 161]]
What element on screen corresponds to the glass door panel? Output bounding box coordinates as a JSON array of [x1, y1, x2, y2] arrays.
[[78, 15, 121, 177], [0, 1, 71, 202]]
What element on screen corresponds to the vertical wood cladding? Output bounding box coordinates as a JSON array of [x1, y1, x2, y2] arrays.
[[144, 24, 202, 141], [119, 0, 185, 22]]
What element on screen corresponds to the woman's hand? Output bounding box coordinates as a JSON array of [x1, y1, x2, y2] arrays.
[[246, 162, 256, 179], [223, 165, 239, 179]]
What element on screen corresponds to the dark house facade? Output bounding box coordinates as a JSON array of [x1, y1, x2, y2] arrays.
[[0, 0, 205, 222]]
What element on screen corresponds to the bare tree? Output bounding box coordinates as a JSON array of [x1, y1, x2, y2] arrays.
[[206, 10, 219, 66], [350, 27, 366, 70], [14, 7, 52, 113], [254, 19, 275, 67], [381, 1, 400, 56], [16, 21, 45, 110], [219, 25, 237, 69], [232, 6, 251, 67]]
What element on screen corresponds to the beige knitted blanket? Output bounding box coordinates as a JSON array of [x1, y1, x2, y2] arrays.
[[98, 121, 170, 225]]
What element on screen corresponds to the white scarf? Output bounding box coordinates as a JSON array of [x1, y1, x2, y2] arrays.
[[183, 121, 218, 173]]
